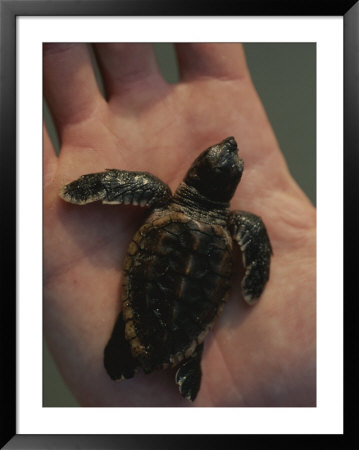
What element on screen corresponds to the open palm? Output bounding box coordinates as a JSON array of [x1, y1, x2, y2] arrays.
[[44, 43, 316, 406]]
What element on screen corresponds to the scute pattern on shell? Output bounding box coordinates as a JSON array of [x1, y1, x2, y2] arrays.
[[121, 210, 233, 372]]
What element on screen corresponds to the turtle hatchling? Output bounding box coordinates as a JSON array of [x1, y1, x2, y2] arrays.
[[59, 136, 272, 402]]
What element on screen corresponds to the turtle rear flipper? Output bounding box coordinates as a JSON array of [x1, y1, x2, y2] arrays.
[[175, 343, 203, 401], [229, 210, 272, 305], [59, 169, 172, 209], [104, 312, 138, 380]]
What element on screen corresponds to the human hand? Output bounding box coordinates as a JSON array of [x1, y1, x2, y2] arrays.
[[44, 43, 316, 406]]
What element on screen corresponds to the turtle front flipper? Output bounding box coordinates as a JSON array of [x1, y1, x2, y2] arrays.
[[229, 211, 272, 305], [59, 169, 172, 208], [104, 312, 138, 380], [175, 343, 204, 402]]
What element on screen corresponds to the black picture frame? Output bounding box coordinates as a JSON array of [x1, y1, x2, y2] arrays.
[[1, 1, 357, 448]]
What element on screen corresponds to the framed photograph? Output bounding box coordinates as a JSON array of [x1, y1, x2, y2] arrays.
[[1, 0, 357, 448]]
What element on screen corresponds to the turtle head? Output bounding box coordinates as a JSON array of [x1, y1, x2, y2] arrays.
[[183, 137, 244, 203]]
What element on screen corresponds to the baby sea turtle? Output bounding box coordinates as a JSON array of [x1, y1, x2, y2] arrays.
[[59, 137, 272, 402]]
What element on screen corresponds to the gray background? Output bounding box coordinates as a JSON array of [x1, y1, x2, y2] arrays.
[[43, 43, 316, 406]]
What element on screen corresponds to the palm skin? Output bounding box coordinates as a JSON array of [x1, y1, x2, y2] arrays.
[[43, 43, 316, 407]]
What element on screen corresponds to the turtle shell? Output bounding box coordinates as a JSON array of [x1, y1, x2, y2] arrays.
[[121, 209, 233, 373]]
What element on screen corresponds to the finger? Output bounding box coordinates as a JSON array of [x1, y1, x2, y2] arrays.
[[94, 43, 167, 105], [175, 43, 249, 81], [43, 43, 104, 132], [43, 123, 58, 189]]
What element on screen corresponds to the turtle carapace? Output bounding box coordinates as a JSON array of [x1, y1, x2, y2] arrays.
[[59, 137, 272, 402]]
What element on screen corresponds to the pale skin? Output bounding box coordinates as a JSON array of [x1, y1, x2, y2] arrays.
[[44, 43, 316, 407]]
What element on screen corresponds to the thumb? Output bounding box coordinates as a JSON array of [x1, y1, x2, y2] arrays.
[[43, 123, 58, 191]]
